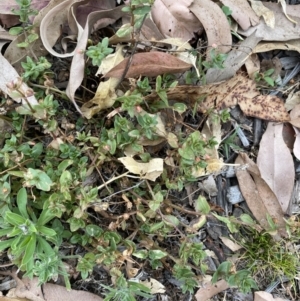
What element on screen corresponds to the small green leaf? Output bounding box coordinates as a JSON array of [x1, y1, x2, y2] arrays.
[[9, 26, 23, 35], [38, 225, 56, 237], [222, 6, 232, 16], [0, 238, 14, 251], [22, 234, 36, 265], [149, 249, 167, 260], [17, 41, 29, 48], [37, 209, 55, 226], [5, 212, 26, 227], [17, 188, 29, 219], [173, 102, 187, 114], [195, 196, 210, 215], [264, 68, 274, 76], [163, 215, 179, 227], [264, 77, 274, 87], [58, 159, 73, 172], [133, 250, 148, 259], [27, 33, 38, 43], [149, 221, 164, 233], [133, 6, 151, 15], [116, 23, 132, 38], [240, 214, 255, 225], [24, 168, 53, 191]]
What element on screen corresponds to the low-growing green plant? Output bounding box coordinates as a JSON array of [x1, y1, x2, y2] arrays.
[[102, 272, 152, 301], [212, 261, 258, 293], [220, 129, 244, 159], [0, 188, 60, 277], [86, 37, 114, 66], [3, 1, 297, 299], [117, 0, 154, 38], [21, 56, 52, 82], [9, 0, 39, 48], [254, 68, 275, 87]]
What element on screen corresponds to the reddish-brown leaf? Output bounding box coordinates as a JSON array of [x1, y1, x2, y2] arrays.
[[104, 52, 192, 78]]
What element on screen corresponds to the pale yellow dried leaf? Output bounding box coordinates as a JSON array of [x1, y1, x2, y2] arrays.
[[138, 137, 166, 147], [81, 46, 124, 118], [140, 278, 166, 294], [97, 45, 124, 76], [257, 123, 295, 213], [48, 137, 64, 150], [118, 157, 163, 181], [167, 132, 178, 148], [220, 236, 243, 252], [81, 78, 118, 119], [249, 0, 275, 28], [202, 115, 222, 150], [220, 0, 259, 30], [285, 90, 300, 112], [254, 40, 300, 54], [188, 215, 207, 232], [278, 0, 297, 24], [245, 53, 260, 79]]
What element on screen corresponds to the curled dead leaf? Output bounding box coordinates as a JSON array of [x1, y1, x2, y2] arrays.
[[118, 157, 163, 181]]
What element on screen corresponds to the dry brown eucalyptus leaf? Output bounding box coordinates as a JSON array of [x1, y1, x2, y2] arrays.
[[239, 2, 300, 41], [235, 153, 287, 238], [189, 0, 231, 54], [205, 33, 261, 83], [151, 0, 203, 40], [219, 0, 259, 30], [146, 74, 289, 122], [257, 122, 295, 213], [104, 52, 192, 78]]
